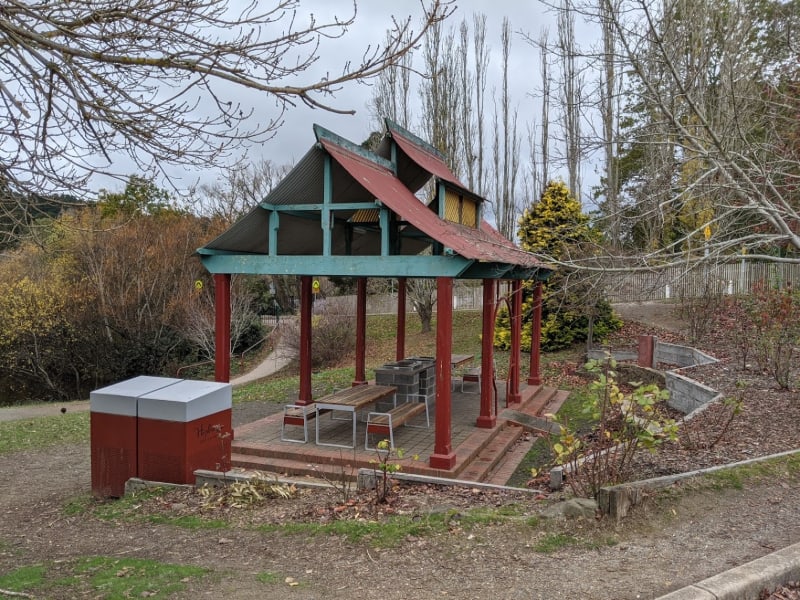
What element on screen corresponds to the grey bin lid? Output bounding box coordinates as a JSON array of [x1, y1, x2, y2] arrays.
[[90, 376, 183, 417], [137, 380, 232, 423]]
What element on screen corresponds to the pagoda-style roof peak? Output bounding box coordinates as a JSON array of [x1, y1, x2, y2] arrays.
[[198, 122, 551, 281]]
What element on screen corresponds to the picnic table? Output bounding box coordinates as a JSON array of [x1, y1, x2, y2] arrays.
[[450, 354, 474, 369], [315, 385, 397, 448]]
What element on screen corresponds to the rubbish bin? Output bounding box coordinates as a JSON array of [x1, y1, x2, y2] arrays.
[[137, 380, 232, 485], [90, 376, 181, 498]]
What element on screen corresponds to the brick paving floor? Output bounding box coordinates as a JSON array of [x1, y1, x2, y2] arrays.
[[231, 382, 561, 483]]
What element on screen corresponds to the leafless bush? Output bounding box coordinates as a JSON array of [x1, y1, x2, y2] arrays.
[[677, 275, 726, 343], [282, 305, 356, 369]]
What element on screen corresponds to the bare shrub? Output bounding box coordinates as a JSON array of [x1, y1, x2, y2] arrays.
[[282, 305, 356, 369], [677, 274, 727, 343]]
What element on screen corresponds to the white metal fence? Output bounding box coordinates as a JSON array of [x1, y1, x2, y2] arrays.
[[603, 261, 800, 303], [295, 262, 799, 316]]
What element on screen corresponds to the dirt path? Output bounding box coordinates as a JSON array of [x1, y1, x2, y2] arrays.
[[612, 301, 687, 334], [2, 441, 800, 599]]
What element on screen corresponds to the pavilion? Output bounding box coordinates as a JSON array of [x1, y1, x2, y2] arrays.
[[197, 119, 552, 470]]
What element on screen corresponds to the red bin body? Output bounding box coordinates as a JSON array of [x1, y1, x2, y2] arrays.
[[137, 380, 232, 485], [89, 376, 181, 498]]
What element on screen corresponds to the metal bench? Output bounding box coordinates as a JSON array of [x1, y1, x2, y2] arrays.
[[281, 403, 317, 443], [460, 367, 482, 393], [365, 395, 430, 450]]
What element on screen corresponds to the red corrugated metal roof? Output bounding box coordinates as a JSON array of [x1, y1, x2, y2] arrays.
[[387, 121, 527, 255], [320, 139, 544, 269], [388, 124, 468, 190]]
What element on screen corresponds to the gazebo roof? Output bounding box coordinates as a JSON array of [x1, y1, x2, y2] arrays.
[[198, 120, 551, 281]]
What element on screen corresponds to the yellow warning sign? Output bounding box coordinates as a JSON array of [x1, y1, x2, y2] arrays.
[[703, 225, 711, 240], [194, 280, 203, 291], [312, 279, 320, 294]]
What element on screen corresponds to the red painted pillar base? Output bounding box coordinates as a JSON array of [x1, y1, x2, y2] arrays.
[[429, 277, 456, 470], [353, 277, 368, 386], [528, 281, 543, 386], [476, 279, 496, 429]]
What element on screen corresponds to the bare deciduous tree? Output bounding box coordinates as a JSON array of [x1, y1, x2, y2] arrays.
[[473, 14, 490, 197], [0, 0, 452, 222], [192, 158, 291, 223], [557, 0, 583, 200]]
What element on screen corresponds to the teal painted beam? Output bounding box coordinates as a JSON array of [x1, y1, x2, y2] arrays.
[[379, 209, 390, 256], [322, 154, 332, 257], [268, 210, 279, 256], [260, 202, 381, 212], [199, 254, 471, 278]]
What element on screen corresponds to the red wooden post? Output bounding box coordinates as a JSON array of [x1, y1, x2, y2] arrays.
[[638, 335, 656, 368], [297, 276, 313, 405], [395, 277, 407, 361], [477, 279, 496, 428], [213, 274, 231, 383], [430, 276, 456, 470], [508, 279, 522, 405], [353, 277, 368, 386], [528, 281, 543, 386]]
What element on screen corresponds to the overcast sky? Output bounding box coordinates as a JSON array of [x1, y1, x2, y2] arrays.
[[90, 1, 587, 200], [184, 0, 561, 191]]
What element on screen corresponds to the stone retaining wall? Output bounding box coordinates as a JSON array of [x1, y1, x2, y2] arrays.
[[590, 338, 721, 417]]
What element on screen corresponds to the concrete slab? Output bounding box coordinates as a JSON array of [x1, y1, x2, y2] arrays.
[[656, 541, 800, 600]]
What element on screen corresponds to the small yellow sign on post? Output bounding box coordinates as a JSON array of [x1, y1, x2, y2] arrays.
[[312, 279, 320, 294], [194, 280, 203, 291], [703, 225, 711, 240]]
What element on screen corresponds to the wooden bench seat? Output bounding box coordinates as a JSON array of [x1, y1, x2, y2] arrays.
[[365, 396, 429, 450], [460, 367, 481, 393], [281, 403, 317, 443]]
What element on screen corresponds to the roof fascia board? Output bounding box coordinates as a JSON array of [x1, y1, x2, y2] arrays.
[[313, 124, 394, 173], [199, 254, 471, 278], [384, 118, 446, 162], [261, 202, 382, 212]]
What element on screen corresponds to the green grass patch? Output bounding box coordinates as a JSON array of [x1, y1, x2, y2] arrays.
[[0, 412, 89, 455], [257, 571, 282, 584], [74, 556, 207, 599], [0, 564, 47, 596], [702, 451, 800, 491], [257, 504, 527, 547], [0, 557, 207, 599], [508, 378, 597, 487], [534, 532, 580, 553], [259, 516, 440, 547], [232, 367, 355, 404]]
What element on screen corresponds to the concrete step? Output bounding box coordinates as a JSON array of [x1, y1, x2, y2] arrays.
[[523, 385, 559, 416], [485, 432, 537, 486], [458, 425, 523, 482], [543, 390, 571, 416], [231, 452, 364, 481]]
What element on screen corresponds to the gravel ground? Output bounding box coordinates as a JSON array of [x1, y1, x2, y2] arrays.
[[2, 302, 799, 599]]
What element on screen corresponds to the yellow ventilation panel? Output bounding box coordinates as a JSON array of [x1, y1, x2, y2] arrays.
[[444, 189, 478, 228], [349, 209, 380, 223]]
